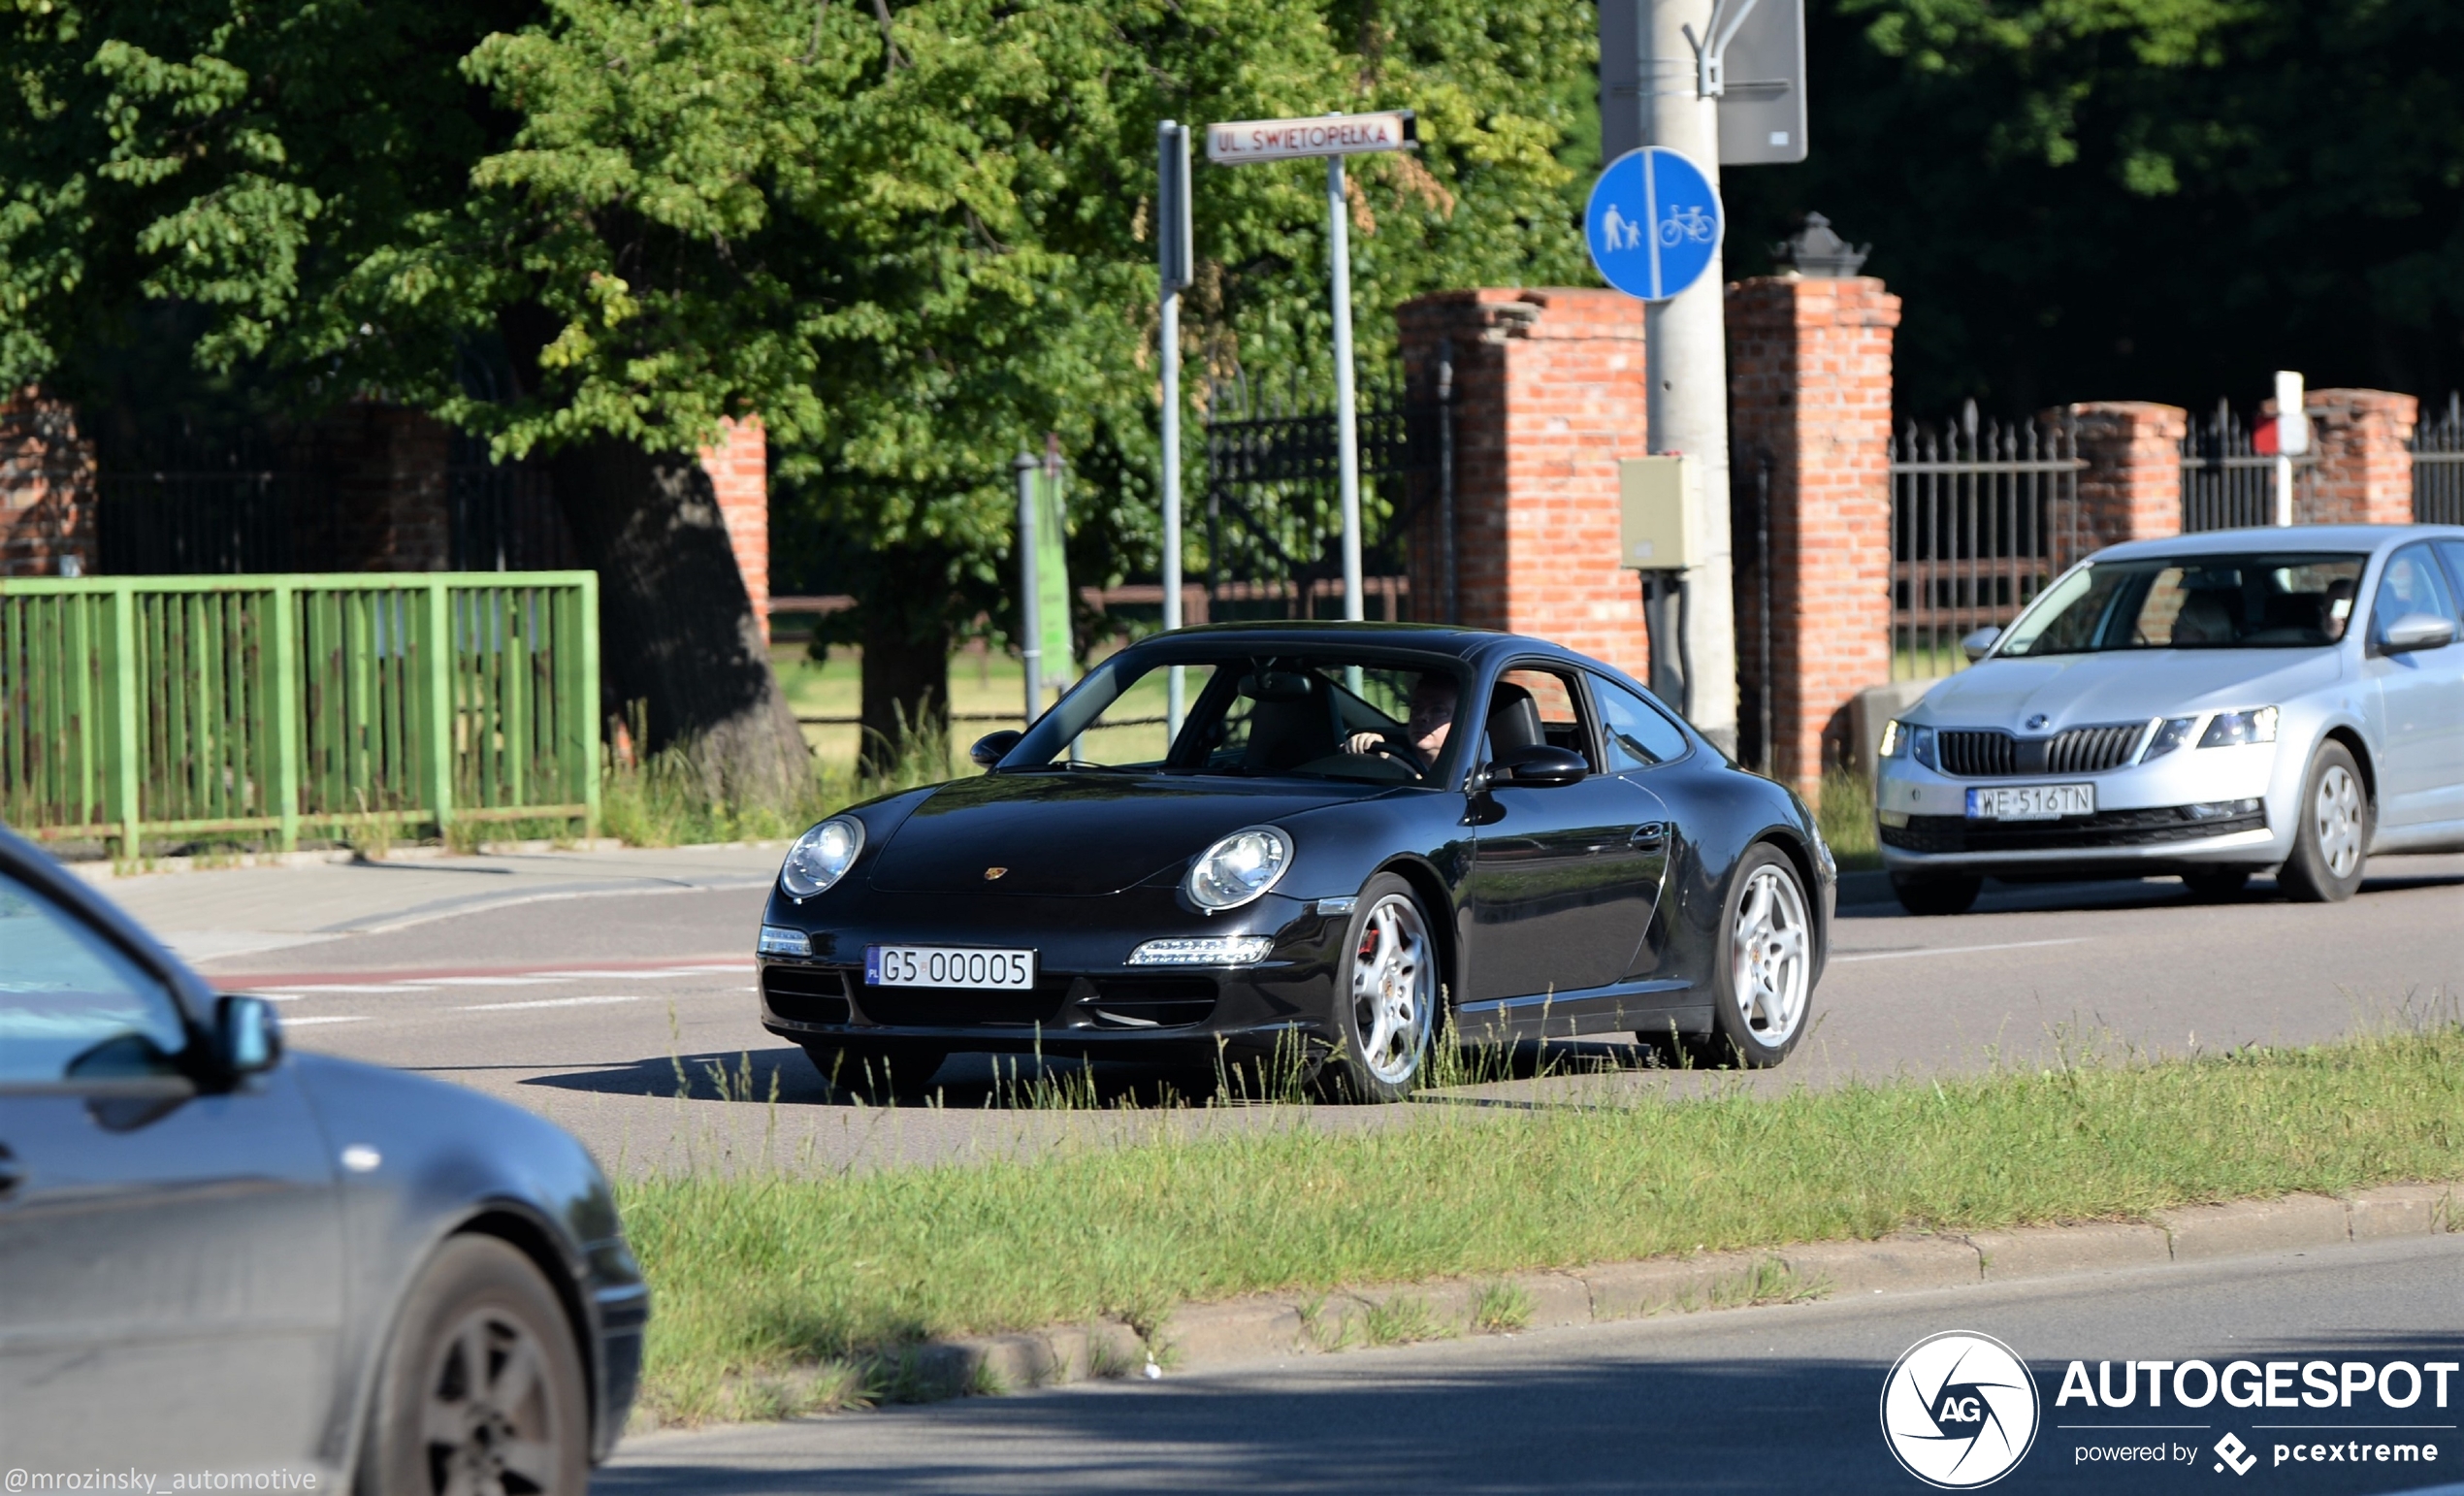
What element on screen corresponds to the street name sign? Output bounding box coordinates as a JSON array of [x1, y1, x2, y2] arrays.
[[1206, 112, 1417, 165], [1586, 146, 1724, 302]]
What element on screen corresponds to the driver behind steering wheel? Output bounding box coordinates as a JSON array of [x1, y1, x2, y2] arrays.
[[1345, 673, 1457, 775]]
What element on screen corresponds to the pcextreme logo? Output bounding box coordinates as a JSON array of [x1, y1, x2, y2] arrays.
[[1881, 1331, 2043, 1488]]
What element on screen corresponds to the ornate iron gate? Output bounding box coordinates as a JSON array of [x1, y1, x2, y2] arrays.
[[2414, 392, 2464, 525], [2179, 399, 2317, 532], [1888, 404, 2086, 681]]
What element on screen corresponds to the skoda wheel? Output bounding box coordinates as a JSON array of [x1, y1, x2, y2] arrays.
[[2277, 741, 2370, 903], [1703, 846, 1816, 1068], [360, 1235, 588, 1496], [1326, 874, 1438, 1102]]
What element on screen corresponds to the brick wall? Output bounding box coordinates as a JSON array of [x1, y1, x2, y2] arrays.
[[2300, 389, 2415, 526], [2062, 402, 2186, 549], [700, 415, 769, 643], [1727, 276, 1899, 797], [1396, 288, 1652, 681], [0, 392, 97, 576]]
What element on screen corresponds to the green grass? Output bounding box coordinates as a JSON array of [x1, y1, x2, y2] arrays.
[[619, 1023, 2464, 1424], [1817, 768, 1881, 872]]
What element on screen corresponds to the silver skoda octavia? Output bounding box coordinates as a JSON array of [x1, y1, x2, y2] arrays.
[[1875, 524, 2464, 914]]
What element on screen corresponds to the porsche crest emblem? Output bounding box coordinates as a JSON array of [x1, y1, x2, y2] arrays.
[[983, 866, 1008, 881]]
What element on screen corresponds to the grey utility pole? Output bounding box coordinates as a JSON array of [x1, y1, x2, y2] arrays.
[[1015, 451, 1042, 725], [1637, 0, 1740, 752], [1157, 121, 1193, 734], [1327, 152, 1365, 623]]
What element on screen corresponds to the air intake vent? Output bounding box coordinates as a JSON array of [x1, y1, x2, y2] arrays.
[[762, 965, 853, 1026], [2046, 723, 2147, 775], [1937, 730, 2016, 778]]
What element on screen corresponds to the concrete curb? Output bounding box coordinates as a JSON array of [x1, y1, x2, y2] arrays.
[[892, 1181, 2459, 1399]]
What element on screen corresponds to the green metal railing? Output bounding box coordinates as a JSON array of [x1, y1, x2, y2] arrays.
[[1, 573, 600, 856]]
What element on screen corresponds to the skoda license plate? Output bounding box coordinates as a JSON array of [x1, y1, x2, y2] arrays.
[[1965, 784, 2093, 822], [865, 945, 1036, 990]]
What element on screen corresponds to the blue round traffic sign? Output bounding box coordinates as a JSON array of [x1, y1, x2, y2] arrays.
[[1586, 147, 1723, 302]]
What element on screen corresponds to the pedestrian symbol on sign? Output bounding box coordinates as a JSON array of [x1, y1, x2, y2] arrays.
[[1585, 147, 1724, 303]]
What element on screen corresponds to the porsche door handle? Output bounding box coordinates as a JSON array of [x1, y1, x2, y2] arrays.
[[1629, 822, 1669, 851]]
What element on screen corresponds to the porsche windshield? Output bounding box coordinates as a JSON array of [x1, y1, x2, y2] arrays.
[[1000, 653, 1469, 783], [1996, 553, 2369, 656]]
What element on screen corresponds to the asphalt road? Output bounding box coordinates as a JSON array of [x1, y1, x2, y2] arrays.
[[159, 852, 2464, 1177], [597, 1234, 2464, 1495]]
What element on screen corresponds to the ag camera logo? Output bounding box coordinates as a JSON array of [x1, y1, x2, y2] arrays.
[[1882, 1331, 2042, 1487]]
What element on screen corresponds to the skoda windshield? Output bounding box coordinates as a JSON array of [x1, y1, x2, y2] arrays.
[[996, 651, 1471, 784], [1994, 553, 2369, 657]]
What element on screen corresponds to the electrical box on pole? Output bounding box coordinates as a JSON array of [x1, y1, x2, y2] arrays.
[[1618, 456, 1700, 570]]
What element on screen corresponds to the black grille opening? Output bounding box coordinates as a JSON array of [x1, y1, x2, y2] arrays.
[[856, 979, 1070, 1027], [1937, 730, 2016, 777], [1084, 977, 1218, 1029], [2046, 723, 2148, 775], [1880, 806, 2266, 854], [763, 965, 853, 1026]]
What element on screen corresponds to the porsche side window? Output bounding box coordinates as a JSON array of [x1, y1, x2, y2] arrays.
[[0, 870, 188, 1084], [1484, 668, 1599, 769], [1590, 675, 1690, 771]]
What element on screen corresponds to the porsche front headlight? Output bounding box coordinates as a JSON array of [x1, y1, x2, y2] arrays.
[[780, 816, 864, 898], [1185, 826, 1292, 911]]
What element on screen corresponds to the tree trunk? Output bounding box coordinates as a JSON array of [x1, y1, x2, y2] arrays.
[[858, 542, 954, 777], [547, 436, 809, 803]]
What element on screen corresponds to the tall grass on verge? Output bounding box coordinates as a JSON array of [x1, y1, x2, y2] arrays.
[[600, 706, 957, 848], [1817, 767, 1880, 872], [619, 1021, 2464, 1424]]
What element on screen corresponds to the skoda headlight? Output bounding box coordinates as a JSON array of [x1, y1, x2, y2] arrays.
[[2198, 706, 2279, 749], [1878, 719, 1907, 759], [2142, 715, 2199, 763], [780, 815, 864, 898], [1185, 826, 1292, 911]]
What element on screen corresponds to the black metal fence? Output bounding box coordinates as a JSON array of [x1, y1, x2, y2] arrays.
[[97, 434, 341, 574], [2179, 399, 2317, 533], [2414, 392, 2464, 526], [447, 433, 577, 571], [1888, 404, 2086, 680], [1201, 371, 1448, 619]]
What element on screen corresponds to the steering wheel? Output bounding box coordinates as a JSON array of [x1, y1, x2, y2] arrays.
[[1360, 735, 1420, 768]]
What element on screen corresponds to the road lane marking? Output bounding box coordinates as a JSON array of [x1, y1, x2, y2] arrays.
[[459, 994, 648, 1012], [282, 1015, 373, 1025], [256, 983, 438, 994], [427, 976, 566, 987], [1831, 937, 2089, 963]]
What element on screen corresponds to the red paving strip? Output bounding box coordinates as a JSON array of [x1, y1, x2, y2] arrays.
[[208, 953, 755, 992]]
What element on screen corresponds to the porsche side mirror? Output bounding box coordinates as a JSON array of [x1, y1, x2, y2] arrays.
[[970, 730, 1023, 768], [214, 994, 284, 1077], [2379, 612, 2457, 655], [1961, 626, 2002, 663], [1485, 744, 1589, 788]]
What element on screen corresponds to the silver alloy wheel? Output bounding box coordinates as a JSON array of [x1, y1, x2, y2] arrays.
[[1730, 865, 1811, 1045], [1350, 894, 1434, 1086], [422, 1307, 565, 1496], [2313, 763, 2364, 878]]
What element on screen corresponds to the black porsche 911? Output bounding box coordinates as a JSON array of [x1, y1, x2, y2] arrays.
[[756, 622, 1835, 1101]]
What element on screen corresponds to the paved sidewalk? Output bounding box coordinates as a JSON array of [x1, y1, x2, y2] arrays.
[[92, 843, 787, 966]]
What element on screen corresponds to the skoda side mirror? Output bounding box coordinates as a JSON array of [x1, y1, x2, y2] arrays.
[[215, 994, 284, 1077], [1485, 744, 1589, 789], [2379, 612, 2457, 655], [1961, 626, 2003, 663], [970, 730, 1023, 768]]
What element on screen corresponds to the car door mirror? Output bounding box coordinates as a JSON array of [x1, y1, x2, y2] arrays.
[[214, 994, 284, 1077], [969, 730, 1023, 768], [2379, 612, 2457, 654], [1961, 626, 2003, 663], [1485, 744, 1589, 788]]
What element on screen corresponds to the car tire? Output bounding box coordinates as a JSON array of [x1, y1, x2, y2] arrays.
[[1322, 873, 1439, 1103], [2181, 868, 2252, 901], [1702, 846, 1817, 1069], [799, 1041, 950, 1101], [2277, 740, 2371, 903], [358, 1234, 589, 1496], [1890, 871, 1983, 917]]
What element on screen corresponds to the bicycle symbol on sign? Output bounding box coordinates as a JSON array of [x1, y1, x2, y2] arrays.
[[1659, 205, 1715, 246]]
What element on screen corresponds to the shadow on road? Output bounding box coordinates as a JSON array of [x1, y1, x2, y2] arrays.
[[1839, 866, 2464, 921]]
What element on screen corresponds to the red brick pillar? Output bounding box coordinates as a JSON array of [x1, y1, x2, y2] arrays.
[[699, 416, 769, 644], [2063, 402, 2185, 549], [2300, 389, 2415, 526], [1726, 276, 1898, 798], [0, 392, 97, 576], [1396, 289, 1651, 681]]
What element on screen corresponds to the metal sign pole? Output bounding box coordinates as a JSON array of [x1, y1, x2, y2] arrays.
[[1015, 452, 1041, 725], [1328, 153, 1365, 623], [1158, 122, 1192, 736]]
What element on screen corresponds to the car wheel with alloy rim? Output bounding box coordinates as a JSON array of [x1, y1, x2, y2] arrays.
[[1323, 874, 1439, 1102], [1701, 846, 1816, 1067], [2277, 740, 2370, 903]]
